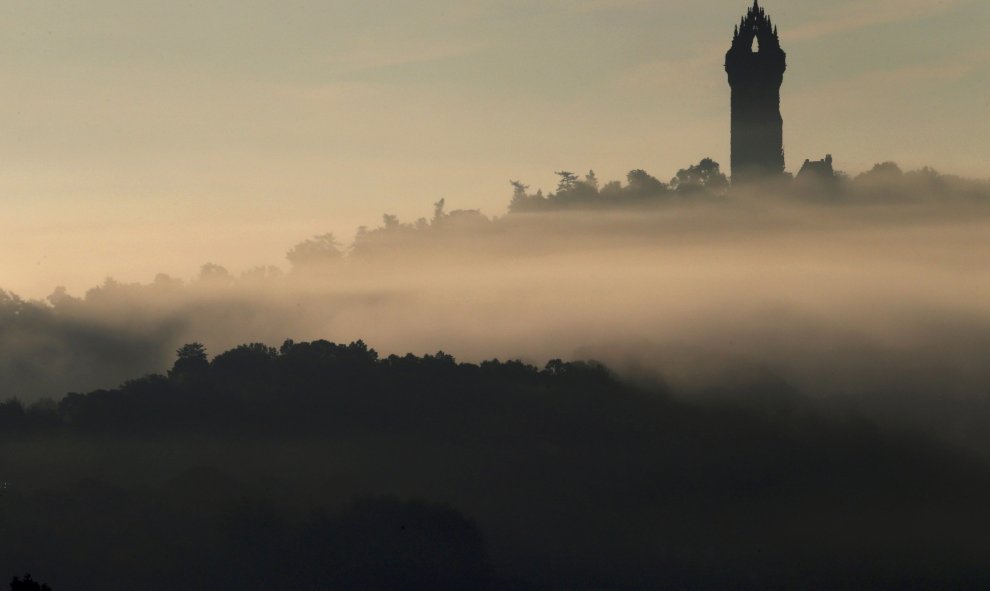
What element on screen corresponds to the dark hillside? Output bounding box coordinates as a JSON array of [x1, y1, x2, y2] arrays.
[[2, 340, 989, 590]]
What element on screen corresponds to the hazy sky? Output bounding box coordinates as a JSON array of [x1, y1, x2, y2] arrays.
[[1, 0, 988, 296]]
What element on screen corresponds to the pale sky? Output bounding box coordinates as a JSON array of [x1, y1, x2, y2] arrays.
[[1, 0, 988, 297]]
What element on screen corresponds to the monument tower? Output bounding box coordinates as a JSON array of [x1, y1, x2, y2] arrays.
[[725, 0, 786, 181]]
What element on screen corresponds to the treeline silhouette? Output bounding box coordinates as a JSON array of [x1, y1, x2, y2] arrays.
[[0, 158, 983, 292], [340, 160, 990, 259], [3, 340, 990, 589], [10, 575, 51, 591], [1, 339, 620, 436], [508, 159, 730, 212], [507, 160, 990, 211]]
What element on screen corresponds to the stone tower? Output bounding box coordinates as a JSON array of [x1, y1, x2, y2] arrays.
[[725, 0, 786, 181]]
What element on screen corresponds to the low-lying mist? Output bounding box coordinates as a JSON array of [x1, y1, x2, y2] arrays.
[[4, 166, 990, 453]]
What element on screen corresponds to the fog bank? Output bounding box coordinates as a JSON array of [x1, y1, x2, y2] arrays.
[[4, 186, 990, 451]]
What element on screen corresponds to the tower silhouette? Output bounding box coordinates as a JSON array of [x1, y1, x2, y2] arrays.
[[725, 0, 786, 181]]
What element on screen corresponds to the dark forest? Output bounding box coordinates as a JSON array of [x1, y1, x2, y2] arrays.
[[3, 338, 990, 589]]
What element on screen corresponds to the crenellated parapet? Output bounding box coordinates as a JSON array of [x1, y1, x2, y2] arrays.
[[730, 0, 782, 53]]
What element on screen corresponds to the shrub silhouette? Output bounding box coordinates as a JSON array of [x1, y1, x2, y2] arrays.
[[10, 574, 51, 591]]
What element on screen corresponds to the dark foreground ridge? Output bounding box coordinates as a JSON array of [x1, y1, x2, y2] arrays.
[[3, 340, 990, 589]]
